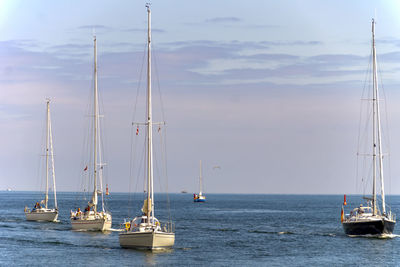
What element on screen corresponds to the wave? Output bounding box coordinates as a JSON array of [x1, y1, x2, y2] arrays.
[[211, 228, 239, 232], [2, 236, 120, 249], [176, 247, 192, 251], [212, 209, 300, 214], [248, 230, 294, 235], [0, 224, 16, 229]]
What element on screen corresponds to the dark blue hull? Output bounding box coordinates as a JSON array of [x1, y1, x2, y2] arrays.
[[194, 199, 205, 202], [343, 219, 395, 236]]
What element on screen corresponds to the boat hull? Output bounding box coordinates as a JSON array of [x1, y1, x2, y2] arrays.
[[194, 198, 205, 202], [25, 210, 58, 222], [119, 231, 175, 250], [71, 212, 112, 231], [343, 219, 395, 236]]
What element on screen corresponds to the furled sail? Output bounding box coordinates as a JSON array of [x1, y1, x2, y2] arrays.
[[89, 191, 98, 207], [141, 198, 152, 215]]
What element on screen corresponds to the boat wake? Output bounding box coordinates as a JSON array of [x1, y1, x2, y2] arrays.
[[278, 231, 294, 235], [348, 233, 399, 239], [110, 228, 123, 232], [248, 230, 294, 235]]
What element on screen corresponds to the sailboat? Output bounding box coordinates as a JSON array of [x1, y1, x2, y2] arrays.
[[119, 4, 175, 249], [193, 160, 206, 202], [25, 100, 58, 222], [70, 36, 112, 231], [341, 19, 395, 236]]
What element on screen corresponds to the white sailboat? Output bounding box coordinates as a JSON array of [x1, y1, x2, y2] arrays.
[[25, 100, 58, 222], [193, 160, 206, 202], [70, 36, 112, 231], [119, 4, 175, 249], [341, 19, 395, 236]]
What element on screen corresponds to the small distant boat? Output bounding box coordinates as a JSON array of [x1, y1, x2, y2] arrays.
[[194, 160, 206, 202], [119, 4, 175, 250], [6, 188, 12, 192], [181, 190, 187, 194], [341, 19, 395, 236], [70, 36, 112, 231], [25, 100, 58, 222]]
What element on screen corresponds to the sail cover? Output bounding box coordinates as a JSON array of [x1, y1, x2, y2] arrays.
[[141, 198, 152, 214], [88, 191, 98, 207]]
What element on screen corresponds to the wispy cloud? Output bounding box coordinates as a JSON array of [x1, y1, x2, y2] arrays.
[[205, 17, 241, 23], [78, 25, 112, 31], [123, 27, 166, 33]]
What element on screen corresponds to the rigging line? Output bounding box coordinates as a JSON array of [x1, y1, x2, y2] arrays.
[[152, 45, 166, 122], [127, 122, 135, 218], [358, 95, 373, 192], [131, 135, 147, 217], [376, 53, 391, 154], [152, 129, 168, 211], [153, 136, 162, 193], [126, 41, 147, 218], [356, 47, 373, 193], [127, 42, 146, 218], [377, 57, 393, 197], [37, 104, 47, 198], [131, 41, 147, 124], [128, 125, 144, 218], [76, 68, 96, 205], [160, 125, 172, 222], [97, 90, 109, 211]]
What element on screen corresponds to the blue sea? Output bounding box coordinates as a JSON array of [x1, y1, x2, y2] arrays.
[[1, 192, 400, 266]]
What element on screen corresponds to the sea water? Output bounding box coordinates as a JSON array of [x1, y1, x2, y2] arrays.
[[1, 192, 400, 266]]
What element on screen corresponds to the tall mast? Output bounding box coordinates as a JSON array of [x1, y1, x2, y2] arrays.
[[146, 3, 154, 224], [372, 19, 386, 214], [45, 100, 50, 209], [371, 19, 377, 216], [199, 160, 203, 195], [93, 35, 98, 213], [48, 102, 57, 209]]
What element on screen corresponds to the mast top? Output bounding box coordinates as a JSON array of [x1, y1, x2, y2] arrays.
[[372, 18, 375, 35], [146, 3, 151, 11]]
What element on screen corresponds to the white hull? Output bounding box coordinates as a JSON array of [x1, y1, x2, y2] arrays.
[[25, 210, 58, 222], [71, 212, 112, 231], [119, 231, 175, 249]]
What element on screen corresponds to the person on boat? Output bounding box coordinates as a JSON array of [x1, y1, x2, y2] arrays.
[[358, 205, 364, 214], [125, 221, 131, 231]]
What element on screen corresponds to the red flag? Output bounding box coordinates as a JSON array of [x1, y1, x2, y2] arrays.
[[136, 127, 139, 135], [84, 166, 88, 171]]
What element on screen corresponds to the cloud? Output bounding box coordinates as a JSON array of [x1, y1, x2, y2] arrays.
[[205, 17, 241, 23], [2, 34, 400, 193], [1, 37, 395, 98], [123, 28, 166, 33], [77, 25, 113, 33]]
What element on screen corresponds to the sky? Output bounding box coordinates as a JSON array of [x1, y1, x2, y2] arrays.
[[2, 0, 400, 194]]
